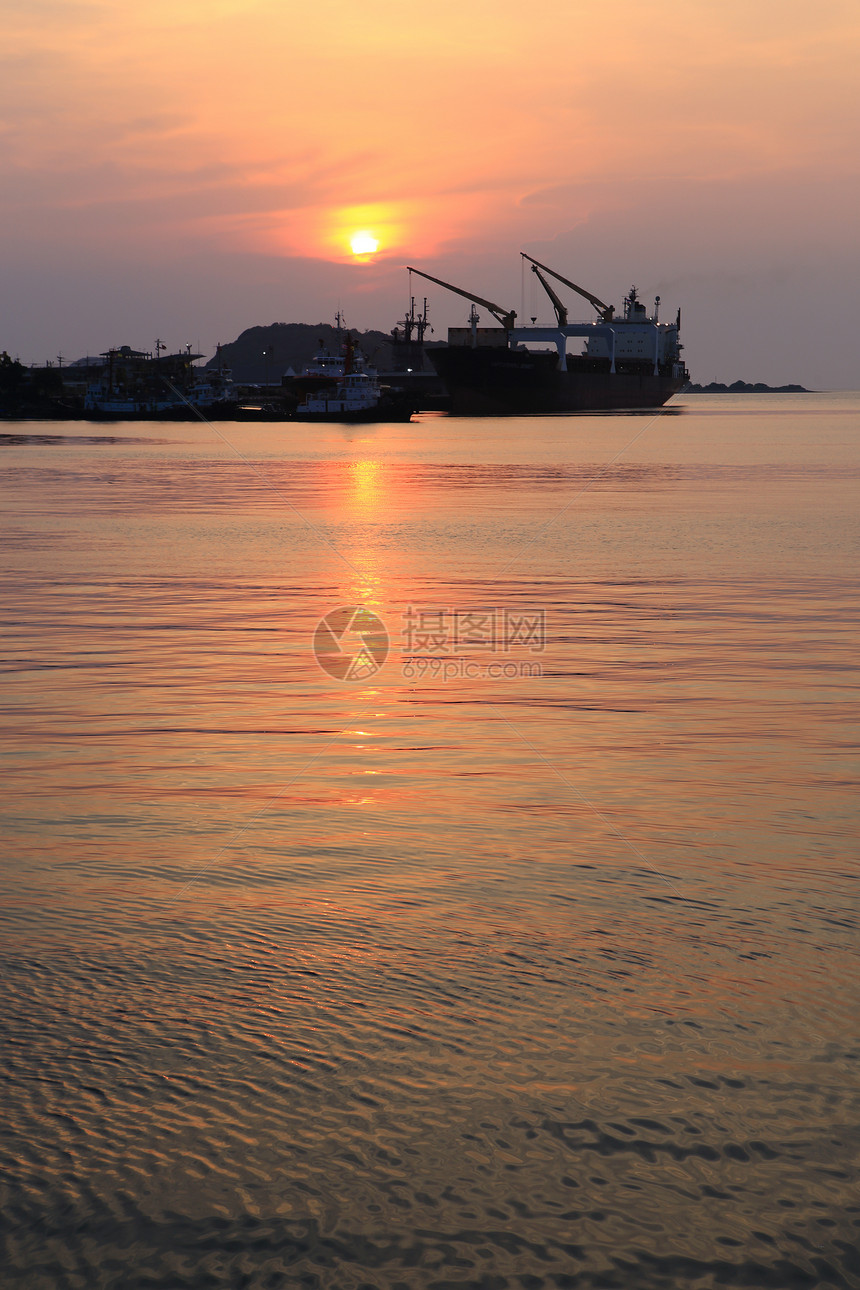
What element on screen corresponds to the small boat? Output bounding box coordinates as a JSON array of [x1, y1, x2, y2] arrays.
[[82, 345, 239, 419]]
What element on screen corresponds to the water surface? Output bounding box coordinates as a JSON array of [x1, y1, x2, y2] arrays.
[[1, 394, 858, 1288]]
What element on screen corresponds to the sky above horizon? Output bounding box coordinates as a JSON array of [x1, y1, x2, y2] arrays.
[[2, 0, 858, 386]]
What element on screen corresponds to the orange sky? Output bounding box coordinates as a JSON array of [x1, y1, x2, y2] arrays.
[[2, 0, 859, 382]]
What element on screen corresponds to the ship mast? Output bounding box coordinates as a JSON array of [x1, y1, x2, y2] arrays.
[[401, 296, 430, 344]]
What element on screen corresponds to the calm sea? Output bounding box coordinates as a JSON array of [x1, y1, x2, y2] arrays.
[[1, 393, 858, 1289]]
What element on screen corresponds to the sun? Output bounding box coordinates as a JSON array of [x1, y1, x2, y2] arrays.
[[350, 231, 379, 256]]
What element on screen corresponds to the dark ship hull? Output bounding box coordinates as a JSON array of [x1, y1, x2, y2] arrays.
[[428, 347, 686, 415]]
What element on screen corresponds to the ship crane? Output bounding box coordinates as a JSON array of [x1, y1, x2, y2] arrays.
[[520, 253, 614, 323], [406, 266, 517, 331], [528, 264, 568, 327]]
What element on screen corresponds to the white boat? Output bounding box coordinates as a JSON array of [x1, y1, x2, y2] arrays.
[[293, 326, 412, 422], [295, 370, 387, 420]]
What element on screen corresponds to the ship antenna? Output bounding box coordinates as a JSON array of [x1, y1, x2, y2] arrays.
[[521, 254, 525, 326]]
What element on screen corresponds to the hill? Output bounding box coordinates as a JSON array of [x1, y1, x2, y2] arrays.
[[204, 322, 401, 383], [685, 380, 811, 393]]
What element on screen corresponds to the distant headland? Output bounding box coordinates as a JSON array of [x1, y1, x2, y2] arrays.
[[685, 380, 812, 393]]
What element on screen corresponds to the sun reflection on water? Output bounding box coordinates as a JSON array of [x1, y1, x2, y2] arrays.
[[348, 459, 383, 516]]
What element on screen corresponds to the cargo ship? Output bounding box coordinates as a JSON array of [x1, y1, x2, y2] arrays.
[[407, 255, 689, 414]]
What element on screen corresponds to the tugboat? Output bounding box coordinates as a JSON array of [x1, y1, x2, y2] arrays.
[[293, 329, 414, 422], [406, 255, 689, 414]]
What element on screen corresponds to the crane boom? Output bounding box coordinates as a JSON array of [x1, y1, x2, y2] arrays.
[[530, 265, 568, 327], [520, 253, 612, 320], [407, 266, 516, 330]]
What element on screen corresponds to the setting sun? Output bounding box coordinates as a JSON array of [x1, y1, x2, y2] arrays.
[[350, 231, 379, 256]]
